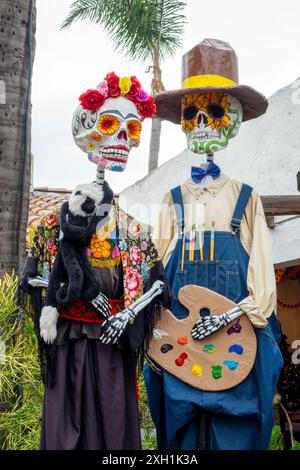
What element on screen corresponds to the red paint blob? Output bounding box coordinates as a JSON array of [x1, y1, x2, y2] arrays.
[[179, 352, 188, 360], [175, 358, 184, 366]]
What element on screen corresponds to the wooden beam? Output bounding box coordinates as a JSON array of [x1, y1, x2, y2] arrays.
[[261, 195, 300, 216]]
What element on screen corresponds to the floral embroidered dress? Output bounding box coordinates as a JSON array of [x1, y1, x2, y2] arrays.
[[23, 201, 165, 450]]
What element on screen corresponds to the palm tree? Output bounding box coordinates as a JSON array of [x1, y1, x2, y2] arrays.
[[0, 0, 36, 277], [62, 0, 186, 173]]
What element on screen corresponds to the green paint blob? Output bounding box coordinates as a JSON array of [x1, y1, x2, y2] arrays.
[[203, 344, 216, 353], [211, 365, 222, 379]]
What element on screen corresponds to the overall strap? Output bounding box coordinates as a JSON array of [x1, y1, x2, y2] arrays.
[[170, 186, 184, 231], [230, 183, 253, 233]]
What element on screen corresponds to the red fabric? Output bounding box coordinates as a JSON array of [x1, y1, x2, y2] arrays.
[[59, 298, 124, 323], [134, 368, 140, 401]]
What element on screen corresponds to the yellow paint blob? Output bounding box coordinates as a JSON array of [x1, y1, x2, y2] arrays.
[[192, 364, 203, 376]]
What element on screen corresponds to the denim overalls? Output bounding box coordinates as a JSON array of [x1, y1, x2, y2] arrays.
[[145, 183, 283, 450]]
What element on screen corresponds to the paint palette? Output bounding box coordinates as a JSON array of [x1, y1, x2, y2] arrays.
[[147, 285, 257, 392]]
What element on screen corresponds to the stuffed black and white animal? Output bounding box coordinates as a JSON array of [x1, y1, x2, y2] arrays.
[[40, 181, 113, 343]]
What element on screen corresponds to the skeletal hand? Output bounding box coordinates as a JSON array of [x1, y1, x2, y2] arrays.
[[191, 310, 239, 340], [100, 308, 135, 344], [91, 292, 111, 318]]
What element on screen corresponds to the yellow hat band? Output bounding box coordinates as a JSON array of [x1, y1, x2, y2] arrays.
[[182, 74, 237, 89]]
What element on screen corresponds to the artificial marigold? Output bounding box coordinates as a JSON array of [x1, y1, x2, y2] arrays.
[[97, 114, 120, 135], [91, 235, 111, 259], [127, 120, 142, 140]]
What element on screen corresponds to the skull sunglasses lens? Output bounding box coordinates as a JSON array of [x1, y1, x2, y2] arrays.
[[207, 103, 225, 119], [183, 105, 198, 121]]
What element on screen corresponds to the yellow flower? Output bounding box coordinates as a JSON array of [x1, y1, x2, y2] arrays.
[[91, 235, 111, 259], [87, 142, 95, 151], [206, 93, 231, 130], [119, 76, 132, 96], [97, 114, 120, 135], [127, 120, 142, 140]]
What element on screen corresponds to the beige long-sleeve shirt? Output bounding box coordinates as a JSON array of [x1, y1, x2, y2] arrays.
[[154, 174, 276, 328]]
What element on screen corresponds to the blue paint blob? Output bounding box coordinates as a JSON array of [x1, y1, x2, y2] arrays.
[[228, 344, 244, 355], [223, 360, 238, 371]]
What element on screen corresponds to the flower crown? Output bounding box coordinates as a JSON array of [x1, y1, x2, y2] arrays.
[[79, 72, 156, 121]]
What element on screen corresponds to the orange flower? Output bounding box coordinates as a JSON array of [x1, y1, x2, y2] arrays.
[[90, 235, 111, 259], [127, 120, 142, 140], [89, 131, 102, 141], [97, 114, 120, 135]]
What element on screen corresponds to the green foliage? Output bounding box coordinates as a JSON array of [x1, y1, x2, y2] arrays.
[[0, 273, 43, 450], [62, 0, 187, 62], [269, 425, 285, 450], [138, 370, 157, 449], [292, 441, 300, 450]]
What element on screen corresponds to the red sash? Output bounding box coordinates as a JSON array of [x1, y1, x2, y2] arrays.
[[59, 298, 125, 323]]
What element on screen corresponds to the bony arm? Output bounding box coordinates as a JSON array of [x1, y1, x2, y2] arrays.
[[191, 306, 243, 340], [100, 280, 164, 344]]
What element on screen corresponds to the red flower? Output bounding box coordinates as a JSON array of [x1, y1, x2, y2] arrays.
[[45, 213, 58, 228], [69, 300, 87, 318], [79, 89, 105, 111], [137, 96, 156, 120], [105, 72, 121, 98], [127, 76, 142, 99], [50, 245, 58, 257], [124, 267, 141, 299]]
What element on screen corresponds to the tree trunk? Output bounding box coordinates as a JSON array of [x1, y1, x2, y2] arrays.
[[0, 0, 36, 277], [148, 47, 164, 174], [148, 116, 162, 173]]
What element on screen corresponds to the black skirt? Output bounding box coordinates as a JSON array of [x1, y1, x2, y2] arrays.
[[40, 335, 141, 450]]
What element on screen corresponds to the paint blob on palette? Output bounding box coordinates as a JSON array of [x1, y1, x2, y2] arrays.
[[223, 360, 239, 371], [228, 344, 244, 355], [226, 319, 242, 335], [203, 344, 216, 353], [211, 365, 222, 379], [192, 364, 203, 376], [160, 343, 173, 353]]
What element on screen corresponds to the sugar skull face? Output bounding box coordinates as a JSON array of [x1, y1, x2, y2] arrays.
[[72, 97, 142, 172], [181, 92, 243, 154]]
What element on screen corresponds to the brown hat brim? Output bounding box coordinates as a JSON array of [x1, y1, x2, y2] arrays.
[[155, 84, 268, 123]]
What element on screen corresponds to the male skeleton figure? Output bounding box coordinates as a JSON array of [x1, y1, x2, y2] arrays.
[[144, 39, 283, 451]]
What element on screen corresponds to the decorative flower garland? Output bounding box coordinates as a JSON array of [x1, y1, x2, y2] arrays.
[[79, 72, 156, 121], [277, 299, 300, 310]]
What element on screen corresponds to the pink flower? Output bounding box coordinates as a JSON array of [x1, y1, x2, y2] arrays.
[[130, 246, 141, 265], [96, 80, 108, 97], [47, 239, 54, 251], [140, 240, 148, 251], [124, 267, 141, 299], [137, 89, 149, 102]]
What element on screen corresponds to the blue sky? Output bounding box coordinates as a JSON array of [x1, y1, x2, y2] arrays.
[[32, 0, 300, 192]]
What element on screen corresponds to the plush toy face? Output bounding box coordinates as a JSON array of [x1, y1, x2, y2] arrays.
[[72, 97, 142, 172], [181, 92, 243, 154], [69, 183, 103, 217]]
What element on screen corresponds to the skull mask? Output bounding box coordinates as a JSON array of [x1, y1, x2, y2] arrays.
[[181, 92, 243, 155], [72, 97, 142, 172]]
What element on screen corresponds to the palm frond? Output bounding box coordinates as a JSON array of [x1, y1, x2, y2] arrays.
[[62, 0, 187, 63]]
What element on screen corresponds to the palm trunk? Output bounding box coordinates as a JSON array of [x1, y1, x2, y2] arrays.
[[148, 116, 162, 173], [0, 0, 36, 277], [148, 47, 164, 174]]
